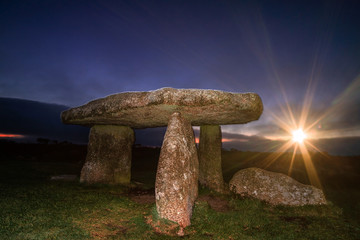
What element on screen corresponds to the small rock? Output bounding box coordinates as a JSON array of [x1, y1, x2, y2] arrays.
[[229, 168, 327, 206]]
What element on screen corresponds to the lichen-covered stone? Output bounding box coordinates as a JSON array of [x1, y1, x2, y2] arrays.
[[198, 125, 227, 193], [229, 168, 327, 206], [80, 125, 134, 184], [155, 112, 199, 228], [61, 87, 263, 128]]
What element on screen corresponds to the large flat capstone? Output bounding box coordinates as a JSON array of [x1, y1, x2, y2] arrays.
[[61, 87, 263, 128]]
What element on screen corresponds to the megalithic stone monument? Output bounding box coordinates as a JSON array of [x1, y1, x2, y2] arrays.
[[61, 87, 263, 227]]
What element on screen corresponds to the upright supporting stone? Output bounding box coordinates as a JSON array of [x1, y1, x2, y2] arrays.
[[80, 125, 134, 184], [198, 125, 227, 193], [155, 112, 199, 228]]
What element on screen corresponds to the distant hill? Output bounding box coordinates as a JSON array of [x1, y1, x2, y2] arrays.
[[0, 97, 166, 145], [0, 97, 89, 143], [0, 97, 359, 155]]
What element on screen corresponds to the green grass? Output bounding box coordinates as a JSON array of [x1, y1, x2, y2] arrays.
[[188, 194, 359, 240], [0, 147, 360, 239]]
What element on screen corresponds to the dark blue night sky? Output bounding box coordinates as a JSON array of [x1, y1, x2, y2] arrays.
[[1, 0, 359, 153]]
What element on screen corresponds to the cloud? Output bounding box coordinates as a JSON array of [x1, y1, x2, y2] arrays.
[[220, 132, 285, 152]]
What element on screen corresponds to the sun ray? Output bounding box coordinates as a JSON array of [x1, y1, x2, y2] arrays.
[[299, 75, 317, 130], [266, 109, 295, 134], [299, 143, 322, 189], [262, 140, 294, 169], [223, 151, 264, 176], [225, 139, 285, 175], [306, 75, 360, 134], [230, 9, 352, 190], [266, 84, 324, 189], [305, 141, 330, 159], [288, 144, 298, 176]]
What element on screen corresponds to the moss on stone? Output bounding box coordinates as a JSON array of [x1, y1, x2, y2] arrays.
[[113, 172, 131, 185]]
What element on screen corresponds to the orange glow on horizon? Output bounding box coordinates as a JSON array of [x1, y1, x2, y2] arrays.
[[194, 137, 235, 144], [0, 133, 24, 138], [221, 138, 234, 142]]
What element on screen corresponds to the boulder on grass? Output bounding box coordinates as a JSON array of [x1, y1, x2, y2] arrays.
[[229, 168, 326, 206]]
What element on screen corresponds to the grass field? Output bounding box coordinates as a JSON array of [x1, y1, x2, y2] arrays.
[[0, 142, 359, 239]]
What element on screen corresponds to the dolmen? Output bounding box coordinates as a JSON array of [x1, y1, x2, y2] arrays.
[[61, 87, 263, 228]]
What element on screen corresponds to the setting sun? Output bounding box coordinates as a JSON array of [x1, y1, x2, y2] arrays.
[[292, 129, 307, 144]]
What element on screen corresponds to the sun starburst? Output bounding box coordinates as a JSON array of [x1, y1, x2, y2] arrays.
[[262, 78, 324, 189], [292, 129, 307, 144]]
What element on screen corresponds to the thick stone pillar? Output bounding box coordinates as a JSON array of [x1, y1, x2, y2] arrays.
[[198, 125, 227, 193], [155, 112, 199, 228], [80, 125, 134, 185]]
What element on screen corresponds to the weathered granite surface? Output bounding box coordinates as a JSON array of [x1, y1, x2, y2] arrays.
[[229, 168, 327, 206], [155, 112, 199, 228], [198, 125, 228, 193], [80, 125, 134, 184], [61, 87, 263, 128]]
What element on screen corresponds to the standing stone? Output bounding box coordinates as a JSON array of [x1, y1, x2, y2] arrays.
[[80, 125, 134, 185], [198, 125, 227, 193], [155, 112, 199, 228]]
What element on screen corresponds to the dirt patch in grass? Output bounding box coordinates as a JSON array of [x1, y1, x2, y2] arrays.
[[89, 222, 130, 239], [74, 208, 134, 239], [127, 187, 155, 204], [104, 223, 129, 234], [75, 218, 131, 239], [145, 214, 182, 236], [197, 195, 231, 212], [279, 216, 310, 229]]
